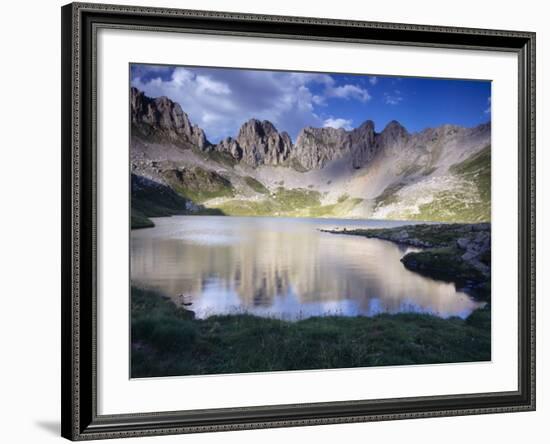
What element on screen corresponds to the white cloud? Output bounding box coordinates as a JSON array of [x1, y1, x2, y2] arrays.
[[195, 75, 231, 95], [384, 90, 403, 105], [369, 76, 378, 85], [323, 117, 353, 130], [312, 95, 326, 106], [326, 84, 371, 102]]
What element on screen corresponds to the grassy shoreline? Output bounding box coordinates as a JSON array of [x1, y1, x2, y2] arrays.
[[131, 287, 490, 378]]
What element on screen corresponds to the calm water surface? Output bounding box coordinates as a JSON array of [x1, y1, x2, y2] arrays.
[[131, 216, 483, 320]]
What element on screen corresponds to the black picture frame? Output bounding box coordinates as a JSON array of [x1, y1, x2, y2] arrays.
[[61, 2, 536, 440]]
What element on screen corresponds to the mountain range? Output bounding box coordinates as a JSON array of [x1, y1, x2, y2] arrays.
[[130, 87, 491, 227]]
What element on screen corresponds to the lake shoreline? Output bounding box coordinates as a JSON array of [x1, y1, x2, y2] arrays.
[[321, 222, 491, 301], [131, 286, 490, 378]]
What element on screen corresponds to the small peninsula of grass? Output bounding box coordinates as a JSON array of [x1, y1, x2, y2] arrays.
[[131, 287, 490, 378]]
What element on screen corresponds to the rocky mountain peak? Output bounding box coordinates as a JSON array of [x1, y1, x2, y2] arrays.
[[382, 120, 408, 137], [349, 120, 377, 168], [377, 120, 409, 148], [234, 119, 293, 167], [292, 126, 349, 170], [130, 87, 210, 150], [217, 137, 243, 161], [238, 119, 278, 139], [358, 120, 375, 131]]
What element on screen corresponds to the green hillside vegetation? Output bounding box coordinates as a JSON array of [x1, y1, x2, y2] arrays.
[[208, 187, 364, 218], [131, 175, 191, 219], [375, 182, 406, 208], [201, 149, 238, 167], [131, 174, 224, 229], [304, 196, 363, 218], [414, 145, 491, 222], [374, 145, 491, 223], [163, 166, 235, 203], [212, 187, 321, 216], [450, 145, 491, 205]]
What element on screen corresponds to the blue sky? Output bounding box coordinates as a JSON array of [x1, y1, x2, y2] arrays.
[[131, 64, 491, 143]]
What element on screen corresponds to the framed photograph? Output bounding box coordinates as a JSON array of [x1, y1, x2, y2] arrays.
[[61, 2, 536, 440]]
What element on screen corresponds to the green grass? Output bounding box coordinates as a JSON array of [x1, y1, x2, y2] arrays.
[[211, 187, 364, 218], [375, 182, 406, 208], [212, 187, 322, 216], [411, 145, 491, 223], [305, 197, 363, 218], [199, 149, 238, 167], [274, 187, 321, 207], [244, 176, 269, 194], [451, 145, 491, 205], [131, 287, 491, 378], [373, 146, 491, 223], [409, 190, 490, 223], [337, 194, 350, 203], [131, 174, 225, 226], [401, 247, 488, 299], [162, 166, 235, 203], [131, 174, 191, 218]]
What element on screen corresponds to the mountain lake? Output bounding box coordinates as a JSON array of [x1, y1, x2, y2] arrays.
[[130, 216, 484, 321]]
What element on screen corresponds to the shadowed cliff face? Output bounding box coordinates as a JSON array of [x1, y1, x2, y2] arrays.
[[129, 87, 491, 223]]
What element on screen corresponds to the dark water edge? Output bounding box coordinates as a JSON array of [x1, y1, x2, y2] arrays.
[[131, 286, 491, 378]]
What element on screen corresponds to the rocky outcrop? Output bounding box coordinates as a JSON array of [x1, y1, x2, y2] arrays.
[[455, 225, 491, 275], [130, 87, 210, 150], [217, 137, 243, 160], [292, 126, 349, 170], [292, 120, 395, 170], [349, 120, 377, 168], [376, 120, 409, 149], [233, 119, 293, 167]]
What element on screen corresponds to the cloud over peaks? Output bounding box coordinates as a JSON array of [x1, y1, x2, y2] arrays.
[[323, 117, 353, 130], [131, 65, 371, 142]]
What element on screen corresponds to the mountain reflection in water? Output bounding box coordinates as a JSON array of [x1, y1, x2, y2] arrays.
[[131, 216, 484, 320]]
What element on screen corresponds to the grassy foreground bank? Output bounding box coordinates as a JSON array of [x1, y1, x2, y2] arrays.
[[131, 287, 490, 378]]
